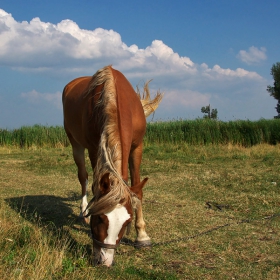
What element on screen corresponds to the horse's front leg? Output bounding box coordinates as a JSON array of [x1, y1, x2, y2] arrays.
[[129, 144, 151, 247], [134, 202, 151, 247]]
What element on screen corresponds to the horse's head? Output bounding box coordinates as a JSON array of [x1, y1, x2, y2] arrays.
[[88, 173, 148, 267]]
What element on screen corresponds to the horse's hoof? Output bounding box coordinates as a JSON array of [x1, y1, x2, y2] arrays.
[[134, 239, 152, 249], [79, 214, 90, 225], [83, 216, 90, 224]]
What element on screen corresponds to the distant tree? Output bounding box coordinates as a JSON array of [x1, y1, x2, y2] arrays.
[[267, 62, 280, 118], [201, 104, 218, 119]]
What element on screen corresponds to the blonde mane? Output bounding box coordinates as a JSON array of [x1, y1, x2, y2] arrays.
[[85, 65, 163, 216], [85, 66, 134, 216]]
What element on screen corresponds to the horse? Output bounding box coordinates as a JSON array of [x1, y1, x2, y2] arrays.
[[62, 65, 163, 266]]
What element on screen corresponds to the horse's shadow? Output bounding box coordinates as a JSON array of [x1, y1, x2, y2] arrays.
[[5, 193, 93, 261]]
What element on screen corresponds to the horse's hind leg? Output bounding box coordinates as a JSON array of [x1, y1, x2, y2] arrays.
[[129, 144, 151, 247], [68, 135, 89, 223]]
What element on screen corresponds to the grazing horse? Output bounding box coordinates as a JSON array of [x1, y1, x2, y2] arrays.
[[62, 65, 163, 266]]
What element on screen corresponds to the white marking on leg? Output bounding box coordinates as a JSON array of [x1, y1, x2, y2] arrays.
[[80, 179, 88, 216], [81, 195, 88, 213], [135, 204, 151, 242]]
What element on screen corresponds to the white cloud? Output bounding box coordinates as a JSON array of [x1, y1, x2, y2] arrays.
[[0, 8, 271, 123], [237, 46, 267, 65], [0, 9, 131, 68], [0, 9, 262, 78], [21, 90, 62, 109]]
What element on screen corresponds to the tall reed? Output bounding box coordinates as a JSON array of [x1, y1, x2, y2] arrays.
[[1, 119, 280, 148], [145, 118, 280, 146], [0, 125, 69, 148]]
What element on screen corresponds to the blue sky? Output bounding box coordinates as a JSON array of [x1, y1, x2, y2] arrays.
[[0, 0, 279, 128]]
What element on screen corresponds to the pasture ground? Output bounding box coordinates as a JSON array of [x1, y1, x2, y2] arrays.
[[0, 143, 280, 279]]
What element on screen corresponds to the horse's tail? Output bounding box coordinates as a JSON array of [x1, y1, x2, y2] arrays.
[[136, 80, 163, 118]]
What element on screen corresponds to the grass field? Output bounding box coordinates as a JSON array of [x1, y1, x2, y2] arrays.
[[1, 143, 280, 279]]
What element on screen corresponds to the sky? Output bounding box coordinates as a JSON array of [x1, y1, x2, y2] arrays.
[[0, 0, 279, 128]]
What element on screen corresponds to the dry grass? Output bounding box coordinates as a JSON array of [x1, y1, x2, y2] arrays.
[[0, 144, 280, 279]]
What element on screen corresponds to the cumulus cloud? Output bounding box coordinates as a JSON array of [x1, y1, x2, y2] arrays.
[[0, 8, 270, 123], [237, 46, 267, 65], [0, 9, 262, 78]]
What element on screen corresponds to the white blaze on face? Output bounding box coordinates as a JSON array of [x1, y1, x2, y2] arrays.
[[99, 205, 131, 266], [105, 205, 130, 244]]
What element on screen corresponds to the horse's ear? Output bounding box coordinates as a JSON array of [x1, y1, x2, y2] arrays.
[[99, 173, 111, 195], [131, 178, 148, 199]]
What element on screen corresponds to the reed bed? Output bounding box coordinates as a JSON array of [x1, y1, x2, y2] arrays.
[[145, 118, 280, 146], [1, 119, 280, 148], [0, 125, 69, 148]]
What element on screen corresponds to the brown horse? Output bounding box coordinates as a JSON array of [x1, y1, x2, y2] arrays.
[[62, 65, 163, 266]]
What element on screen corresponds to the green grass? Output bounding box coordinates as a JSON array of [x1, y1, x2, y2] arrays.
[[1, 143, 280, 279]]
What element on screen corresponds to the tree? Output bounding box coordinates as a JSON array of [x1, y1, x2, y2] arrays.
[[267, 62, 280, 118], [201, 104, 218, 119]]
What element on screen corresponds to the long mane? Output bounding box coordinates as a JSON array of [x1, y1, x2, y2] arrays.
[[84, 66, 131, 215], [85, 65, 163, 216]]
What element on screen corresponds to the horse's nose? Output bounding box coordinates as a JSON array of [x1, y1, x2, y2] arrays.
[[94, 258, 115, 267], [95, 260, 107, 266]]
